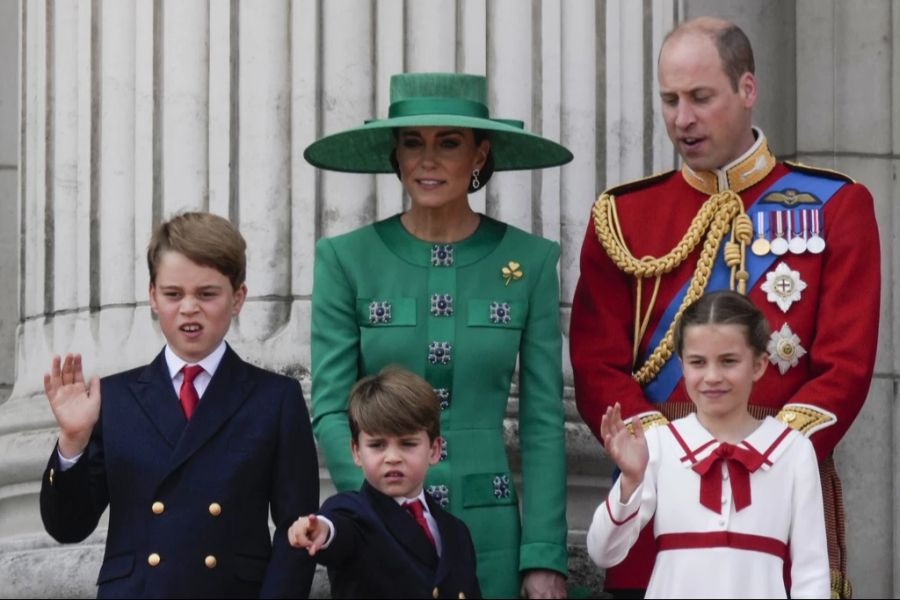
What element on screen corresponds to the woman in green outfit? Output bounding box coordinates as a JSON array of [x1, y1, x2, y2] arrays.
[[306, 72, 573, 598]]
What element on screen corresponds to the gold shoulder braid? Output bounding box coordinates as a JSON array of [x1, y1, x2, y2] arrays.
[[625, 411, 670, 435], [776, 404, 837, 435], [592, 190, 752, 385]]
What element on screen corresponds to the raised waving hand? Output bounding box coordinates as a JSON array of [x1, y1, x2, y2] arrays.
[[600, 402, 649, 502], [44, 354, 101, 458]]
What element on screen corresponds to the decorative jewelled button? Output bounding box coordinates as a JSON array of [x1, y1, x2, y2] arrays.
[[430, 294, 454, 317], [434, 388, 450, 410], [368, 301, 392, 324], [426, 484, 450, 508], [492, 474, 511, 499], [439, 438, 448, 461], [431, 244, 454, 267], [489, 301, 511, 324], [428, 341, 452, 365]]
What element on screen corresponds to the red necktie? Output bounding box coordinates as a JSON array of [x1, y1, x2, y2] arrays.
[[691, 442, 766, 514], [179, 365, 204, 419], [403, 500, 436, 547]]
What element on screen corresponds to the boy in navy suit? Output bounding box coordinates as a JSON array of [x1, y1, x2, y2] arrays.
[[288, 366, 481, 599], [39, 212, 319, 598]]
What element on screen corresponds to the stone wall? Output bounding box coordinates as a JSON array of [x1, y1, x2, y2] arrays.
[[0, 0, 897, 597]]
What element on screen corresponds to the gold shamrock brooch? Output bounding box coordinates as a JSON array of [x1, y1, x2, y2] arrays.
[[501, 261, 523, 286]]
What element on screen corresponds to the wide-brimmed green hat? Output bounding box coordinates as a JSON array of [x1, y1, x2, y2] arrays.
[[303, 72, 573, 173]]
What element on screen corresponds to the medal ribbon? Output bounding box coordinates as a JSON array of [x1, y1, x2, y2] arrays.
[[643, 171, 847, 402]]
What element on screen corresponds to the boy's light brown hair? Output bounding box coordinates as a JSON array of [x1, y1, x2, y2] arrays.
[[147, 212, 247, 289], [348, 366, 441, 442]]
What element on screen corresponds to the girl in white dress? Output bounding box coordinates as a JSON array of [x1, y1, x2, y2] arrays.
[[586, 290, 829, 599]]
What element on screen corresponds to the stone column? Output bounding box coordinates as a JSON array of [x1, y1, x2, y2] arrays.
[[2, 0, 897, 597], [794, 1, 899, 597]]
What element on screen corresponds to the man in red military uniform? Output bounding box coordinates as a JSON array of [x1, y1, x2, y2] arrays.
[[571, 16, 880, 598]]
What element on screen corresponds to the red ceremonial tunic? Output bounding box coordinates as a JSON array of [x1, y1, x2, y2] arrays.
[[570, 130, 880, 590]]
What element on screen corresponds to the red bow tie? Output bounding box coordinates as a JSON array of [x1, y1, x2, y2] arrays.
[[691, 442, 766, 514]]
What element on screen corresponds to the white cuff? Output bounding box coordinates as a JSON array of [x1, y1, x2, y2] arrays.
[[57, 447, 83, 472], [316, 515, 336, 549]]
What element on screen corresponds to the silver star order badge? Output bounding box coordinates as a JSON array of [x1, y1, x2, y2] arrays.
[[767, 323, 807, 374], [761, 261, 807, 313]]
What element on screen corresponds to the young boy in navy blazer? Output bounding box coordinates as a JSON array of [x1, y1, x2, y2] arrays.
[[289, 366, 481, 599], [39, 212, 319, 598]]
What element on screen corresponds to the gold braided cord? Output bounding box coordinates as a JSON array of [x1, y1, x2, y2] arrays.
[[592, 190, 749, 385]]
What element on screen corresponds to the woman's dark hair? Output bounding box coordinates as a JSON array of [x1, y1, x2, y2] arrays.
[[389, 128, 495, 193], [674, 290, 770, 357]]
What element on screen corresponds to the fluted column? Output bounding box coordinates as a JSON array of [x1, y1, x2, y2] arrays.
[[2, 0, 897, 597]]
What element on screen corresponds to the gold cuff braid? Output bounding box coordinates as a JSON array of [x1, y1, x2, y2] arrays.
[[592, 189, 752, 386], [831, 567, 852, 599]]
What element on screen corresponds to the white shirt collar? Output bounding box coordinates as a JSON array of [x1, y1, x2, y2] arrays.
[[393, 491, 431, 514], [164, 340, 228, 380]]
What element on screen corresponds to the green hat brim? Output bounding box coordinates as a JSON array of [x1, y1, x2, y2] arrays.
[[303, 115, 573, 173]]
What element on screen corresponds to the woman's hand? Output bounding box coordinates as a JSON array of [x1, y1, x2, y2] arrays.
[[521, 568, 567, 598], [44, 354, 101, 458], [600, 402, 648, 501]]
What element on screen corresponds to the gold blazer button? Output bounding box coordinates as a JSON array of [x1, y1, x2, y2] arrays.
[[147, 553, 161, 567], [204, 555, 217, 569], [208, 502, 222, 516], [151, 501, 165, 514]]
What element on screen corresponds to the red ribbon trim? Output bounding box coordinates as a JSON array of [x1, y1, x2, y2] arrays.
[[657, 531, 788, 561]]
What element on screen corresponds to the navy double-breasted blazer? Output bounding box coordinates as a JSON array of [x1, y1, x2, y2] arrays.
[[317, 481, 482, 599], [39, 345, 319, 599]]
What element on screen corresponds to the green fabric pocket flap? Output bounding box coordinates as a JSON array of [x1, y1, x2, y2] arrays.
[[356, 297, 417, 326], [462, 471, 518, 507], [466, 299, 526, 328]]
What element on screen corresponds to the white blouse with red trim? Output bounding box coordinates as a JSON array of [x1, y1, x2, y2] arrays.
[[587, 414, 829, 599]]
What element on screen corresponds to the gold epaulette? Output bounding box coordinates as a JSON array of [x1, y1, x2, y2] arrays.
[[625, 411, 670, 434], [602, 169, 677, 198], [784, 160, 855, 184], [776, 403, 837, 436]]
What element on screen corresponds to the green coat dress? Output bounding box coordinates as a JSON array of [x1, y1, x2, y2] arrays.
[[311, 214, 568, 598]]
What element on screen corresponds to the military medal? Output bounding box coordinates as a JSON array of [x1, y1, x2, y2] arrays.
[[788, 210, 806, 254], [807, 209, 826, 254], [770, 211, 789, 255], [761, 262, 807, 313], [767, 323, 807, 374], [751, 211, 770, 256]]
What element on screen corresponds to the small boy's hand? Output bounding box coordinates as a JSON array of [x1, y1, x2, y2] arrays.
[[44, 354, 101, 458], [288, 514, 329, 556]]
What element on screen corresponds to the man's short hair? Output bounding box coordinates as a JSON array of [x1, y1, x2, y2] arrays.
[[664, 18, 755, 91], [348, 366, 441, 442], [147, 212, 247, 290]]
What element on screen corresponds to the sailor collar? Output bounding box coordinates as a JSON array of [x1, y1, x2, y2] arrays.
[[667, 413, 800, 473], [681, 127, 777, 195]]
